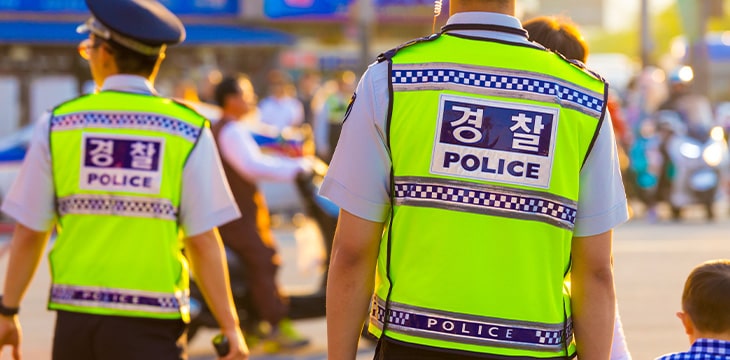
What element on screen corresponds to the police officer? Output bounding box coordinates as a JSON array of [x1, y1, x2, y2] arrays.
[[0, 1, 248, 359], [321, 0, 629, 359]]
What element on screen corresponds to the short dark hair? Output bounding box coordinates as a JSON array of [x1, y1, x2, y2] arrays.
[[100, 38, 160, 77], [682, 259, 730, 333], [214, 75, 244, 108], [524, 16, 587, 63]]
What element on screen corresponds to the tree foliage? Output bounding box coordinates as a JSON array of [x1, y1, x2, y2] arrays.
[[586, 1, 729, 64]]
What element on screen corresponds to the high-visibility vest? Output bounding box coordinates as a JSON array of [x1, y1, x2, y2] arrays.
[[48, 91, 208, 322], [369, 30, 607, 359]]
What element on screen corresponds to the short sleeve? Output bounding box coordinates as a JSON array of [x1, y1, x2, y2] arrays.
[[1, 113, 56, 231], [573, 112, 630, 236], [179, 127, 241, 236], [319, 61, 392, 222]]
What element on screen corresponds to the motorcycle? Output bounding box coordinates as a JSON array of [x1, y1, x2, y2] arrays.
[[658, 108, 729, 220], [187, 157, 338, 341]]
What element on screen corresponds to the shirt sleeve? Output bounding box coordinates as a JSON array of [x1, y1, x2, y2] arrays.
[[218, 121, 306, 183], [611, 305, 632, 360], [179, 127, 241, 236], [319, 61, 392, 222], [1, 113, 56, 231], [573, 111, 630, 237]]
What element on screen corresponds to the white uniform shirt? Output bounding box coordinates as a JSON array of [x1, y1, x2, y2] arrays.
[[1, 75, 241, 236], [319, 11, 629, 237], [257, 95, 305, 131], [216, 118, 309, 183], [319, 12, 630, 359]]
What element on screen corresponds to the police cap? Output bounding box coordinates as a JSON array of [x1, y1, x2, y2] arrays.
[[77, 0, 186, 56]]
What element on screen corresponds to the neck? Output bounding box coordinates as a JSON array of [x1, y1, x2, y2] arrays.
[[691, 331, 730, 343], [449, 0, 514, 16]]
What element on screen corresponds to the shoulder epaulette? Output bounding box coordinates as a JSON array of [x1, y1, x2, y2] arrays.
[[377, 33, 441, 63]]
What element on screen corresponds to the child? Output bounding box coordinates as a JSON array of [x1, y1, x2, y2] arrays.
[[655, 259, 730, 359]]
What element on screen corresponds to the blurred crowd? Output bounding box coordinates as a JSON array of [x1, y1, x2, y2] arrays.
[[608, 65, 730, 222], [169, 67, 357, 164]]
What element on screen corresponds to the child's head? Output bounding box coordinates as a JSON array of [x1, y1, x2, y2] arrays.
[[678, 259, 730, 340]]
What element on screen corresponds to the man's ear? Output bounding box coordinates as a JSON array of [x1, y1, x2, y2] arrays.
[[677, 311, 695, 337]]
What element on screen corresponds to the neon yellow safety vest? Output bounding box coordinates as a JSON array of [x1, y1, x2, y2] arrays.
[[369, 31, 607, 359], [48, 91, 208, 322]]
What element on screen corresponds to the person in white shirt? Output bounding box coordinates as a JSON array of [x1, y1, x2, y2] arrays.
[[258, 70, 305, 131], [211, 74, 311, 352]]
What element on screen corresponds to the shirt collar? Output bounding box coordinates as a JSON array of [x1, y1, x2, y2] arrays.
[[100, 75, 157, 96], [442, 12, 531, 46], [690, 338, 730, 356]]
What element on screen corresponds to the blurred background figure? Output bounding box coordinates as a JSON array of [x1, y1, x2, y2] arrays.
[[313, 70, 356, 163], [198, 68, 224, 105], [258, 69, 305, 132], [172, 78, 201, 103], [211, 74, 312, 353], [297, 70, 323, 128]]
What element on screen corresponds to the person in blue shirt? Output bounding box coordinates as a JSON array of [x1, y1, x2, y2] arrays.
[[655, 259, 730, 360]]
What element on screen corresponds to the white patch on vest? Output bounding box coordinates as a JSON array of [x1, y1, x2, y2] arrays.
[[79, 133, 165, 194], [430, 94, 559, 189]]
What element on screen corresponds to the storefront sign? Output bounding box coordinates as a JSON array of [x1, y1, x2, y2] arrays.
[[0, 0, 239, 15]]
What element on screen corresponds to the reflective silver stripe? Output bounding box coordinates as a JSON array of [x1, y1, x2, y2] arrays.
[[57, 194, 177, 221], [51, 284, 187, 314], [392, 62, 604, 117], [371, 296, 572, 352], [50, 111, 202, 143], [394, 176, 577, 230]]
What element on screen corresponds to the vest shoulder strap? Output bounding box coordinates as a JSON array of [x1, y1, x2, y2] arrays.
[[170, 99, 210, 128], [51, 93, 95, 115], [377, 33, 441, 63], [551, 49, 607, 85]]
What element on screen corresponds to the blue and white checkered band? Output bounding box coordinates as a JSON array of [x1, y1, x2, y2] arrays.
[[371, 296, 572, 352], [50, 112, 202, 143], [391, 63, 604, 117], [57, 194, 177, 221], [393, 176, 577, 230], [51, 284, 186, 314]]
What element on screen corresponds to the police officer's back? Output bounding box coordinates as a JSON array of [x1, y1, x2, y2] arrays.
[[321, 1, 628, 359]]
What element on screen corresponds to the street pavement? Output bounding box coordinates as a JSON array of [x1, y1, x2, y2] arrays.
[[1, 202, 730, 360]]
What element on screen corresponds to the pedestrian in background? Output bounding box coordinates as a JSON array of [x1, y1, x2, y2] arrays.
[[258, 70, 305, 132], [297, 70, 323, 128], [314, 70, 357, 163], [211, 74, 312, 352], [321, 0, 628, 359], [524, 15, 632, 360], [0, 0, 247, 359], [655, 259, 730, 360]]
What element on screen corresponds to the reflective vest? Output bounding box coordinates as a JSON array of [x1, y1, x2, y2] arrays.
[[369, 30, 607, 359], [48, 91, 208, 322]]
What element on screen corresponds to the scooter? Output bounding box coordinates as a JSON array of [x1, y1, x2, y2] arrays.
[[659, 109, 729, 220], [187, 158, 338, 341]]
